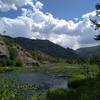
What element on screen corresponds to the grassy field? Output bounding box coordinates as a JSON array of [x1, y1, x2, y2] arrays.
[[38, 63, 99, 78], [0, 63, 99, 78]]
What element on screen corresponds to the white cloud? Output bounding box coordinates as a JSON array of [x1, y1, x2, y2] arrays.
[[82, 11, 96, 19], [0, 1, 99, 49], [0, 16, 33, 38], [35, 1, 43, 10], [48, 34, 80, 49], [0, 0, 32, 12]]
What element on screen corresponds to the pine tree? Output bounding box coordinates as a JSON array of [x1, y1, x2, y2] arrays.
[[90, 3, 100, 40]]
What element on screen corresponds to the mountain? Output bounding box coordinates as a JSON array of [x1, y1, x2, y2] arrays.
[[76, 46, 100, 58], [0, 35, 100, 67], [0, 35, 39, 67], [14, 37, 79, 60]]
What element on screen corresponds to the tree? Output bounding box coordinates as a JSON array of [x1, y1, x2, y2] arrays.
[[90, 3, 100, 40], [90, 3, 100, 71]]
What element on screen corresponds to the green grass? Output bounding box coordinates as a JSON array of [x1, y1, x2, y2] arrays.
[[37, 63, 98, 78], [45, 73, 100, 100], [0, 67, 14, 73], [0, 63, 98, 78]]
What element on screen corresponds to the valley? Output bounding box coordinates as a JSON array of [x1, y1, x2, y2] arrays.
[[0, 1, 100, 100], [0, 35, 100, 100]]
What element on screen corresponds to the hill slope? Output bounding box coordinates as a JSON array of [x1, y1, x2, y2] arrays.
[[14, 37, 79, 60], [76, 46, 100, 58], [0, 35, 39, 67]]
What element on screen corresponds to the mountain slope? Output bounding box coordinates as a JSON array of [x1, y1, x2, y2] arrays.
[[76, 46, 100, 58], [14, 37, 79, 59], [0, 35, 39, 67]]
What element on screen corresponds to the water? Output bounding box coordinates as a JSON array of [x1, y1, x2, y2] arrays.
[[0, 72, 68, 99], [0, 72, 68, 89]]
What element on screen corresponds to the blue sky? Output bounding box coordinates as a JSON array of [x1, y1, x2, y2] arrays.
[[0, 0, 99, 19], [39, 0, 99, 20], [0, 0, 99, 49]]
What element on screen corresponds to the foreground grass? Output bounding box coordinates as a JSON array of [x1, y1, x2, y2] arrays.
[[0, 63, 99, 100], [1, 76, 100, 100], [0, 79, 47, 100]]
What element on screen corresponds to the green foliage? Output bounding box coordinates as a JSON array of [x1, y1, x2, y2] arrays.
[[14, 59, 23, 67], [0, 79, 25, 100], [46, 88, 78, 100], [0, 58, 7, 67], [6, 59, 14, 66], [31, 96, 38, 100], [31, 96, 46, 100], [0, 67, 13, 73], [32, 51, 58, 64], [0, 79, 46, 100], [0, 58, 23, 67], [46, 74, 100, 100], [68, 76, 86, 89], [9, 47, 17, 60], [76, 76, 100, 100]]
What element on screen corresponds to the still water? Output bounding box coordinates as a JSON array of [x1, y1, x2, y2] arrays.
[[0, 72, 68, 89]]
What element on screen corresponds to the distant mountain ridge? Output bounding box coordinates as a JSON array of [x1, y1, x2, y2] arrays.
[[14, 37, 79, 59], [76, 46, 100, 58], [0, 36, 100, 61]]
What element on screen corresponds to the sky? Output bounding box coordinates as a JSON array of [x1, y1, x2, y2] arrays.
[[0, 0, 100, 49], [39, 0, 99, 20]]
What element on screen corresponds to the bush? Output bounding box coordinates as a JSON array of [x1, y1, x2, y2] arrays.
[[46, 88, 78, 100], [6, 59, 14, 66], [31, 96, 46, 100], [0, 57, 11, 67], [0, 58, 23, 67], [9, 47, 17, 60], [14, 59, 23, 67], [68, 76, 86, 89]]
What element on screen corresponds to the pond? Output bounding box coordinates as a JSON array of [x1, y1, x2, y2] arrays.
[[0, 72, 68, 98], [0, 72, 68, 89]]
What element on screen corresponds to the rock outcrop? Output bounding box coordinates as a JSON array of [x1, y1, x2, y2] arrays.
[[0, 40, 9, 58], [0, 36, 39, 67], [17, 49, 39, 66]]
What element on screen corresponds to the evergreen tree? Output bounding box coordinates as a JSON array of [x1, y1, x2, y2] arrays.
[[90, 3, 100, 70], [90, 3, 100, 40]]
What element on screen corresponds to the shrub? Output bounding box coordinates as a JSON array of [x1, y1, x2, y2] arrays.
[[46, 88, 78, 100], [68, 76, 86, 89], [6, 59, 14, 66], [14, 59, 23, 67], [9, 47, 17, 60]]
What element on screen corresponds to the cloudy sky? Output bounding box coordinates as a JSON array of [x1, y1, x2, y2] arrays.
[[0, 0, 100, 49]]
